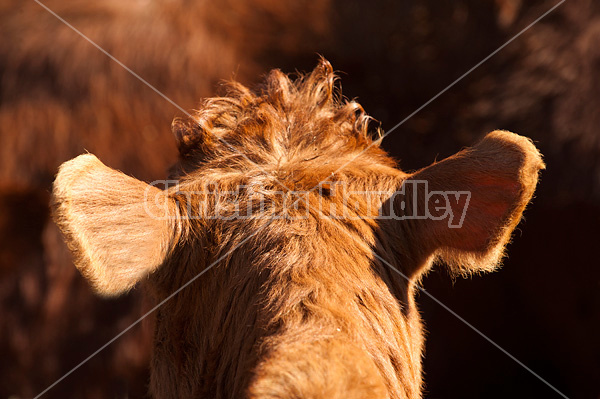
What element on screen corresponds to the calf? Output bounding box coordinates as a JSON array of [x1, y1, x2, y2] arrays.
[[52, 59, 543, 398]]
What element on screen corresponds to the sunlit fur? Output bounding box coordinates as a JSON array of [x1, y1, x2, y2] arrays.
[[53, 59, 544, 398]]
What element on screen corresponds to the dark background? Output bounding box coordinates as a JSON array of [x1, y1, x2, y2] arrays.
[[1, 0, 598, 398]]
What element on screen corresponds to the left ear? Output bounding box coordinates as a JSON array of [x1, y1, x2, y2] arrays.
[[52, 154, 181, 296], [395, 130, 544, 275]]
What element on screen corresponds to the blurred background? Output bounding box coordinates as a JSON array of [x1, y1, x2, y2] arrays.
[[1, 0, 598, 397]]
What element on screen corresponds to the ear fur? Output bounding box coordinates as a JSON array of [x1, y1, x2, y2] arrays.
[[399, 130, 544, 275], [52, 154, 179, 296]]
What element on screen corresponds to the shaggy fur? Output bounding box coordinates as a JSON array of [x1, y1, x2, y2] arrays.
[[53, 59, 543, 398], [1, 1, 332, 395]]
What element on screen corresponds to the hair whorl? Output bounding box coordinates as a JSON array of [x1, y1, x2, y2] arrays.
[[173, 59, 382, 167]]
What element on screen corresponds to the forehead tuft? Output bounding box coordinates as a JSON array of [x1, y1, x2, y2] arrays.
[[172, 59, 388, 173]]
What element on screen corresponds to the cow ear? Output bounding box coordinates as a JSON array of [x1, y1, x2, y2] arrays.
[[396, 130, 544, 275], [52, 154, 181, 296]]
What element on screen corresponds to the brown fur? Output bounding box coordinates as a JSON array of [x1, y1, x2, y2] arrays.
[[0, 2, 332, 395], [52, 154, 181, 295], [52, 60, 543, 398]]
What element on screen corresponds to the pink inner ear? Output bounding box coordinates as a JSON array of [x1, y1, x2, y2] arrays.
[[474, 175, 521, 193], [453, 202, 510, 251], [408, 130, 544, 269], [441, 173, 521, 252]]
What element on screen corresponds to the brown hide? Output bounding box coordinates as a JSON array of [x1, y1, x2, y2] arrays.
[[0, 1, 330, 397], [3, 1, 596, 397], [53, 60, 543, 398]]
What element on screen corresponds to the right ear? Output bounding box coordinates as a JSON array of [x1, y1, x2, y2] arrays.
[[52, 154, 180, 296], [393, 130, 544, 276]]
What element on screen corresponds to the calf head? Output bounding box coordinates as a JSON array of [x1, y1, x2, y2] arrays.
[[52, 59, 543, 398]]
